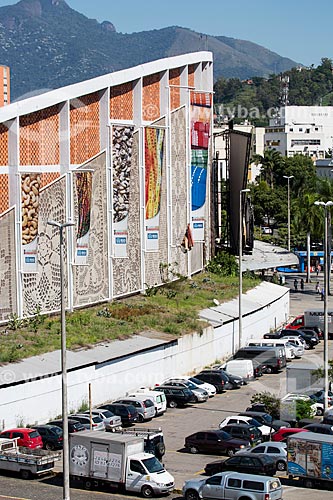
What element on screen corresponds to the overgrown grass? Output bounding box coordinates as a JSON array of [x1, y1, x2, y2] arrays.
[[0, 272, 260, 363]]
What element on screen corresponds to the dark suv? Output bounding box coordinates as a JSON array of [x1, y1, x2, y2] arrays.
[[194, 371, 227, 393], [221, 423, 262, 445], [239, 411, 290, 431], [48, 419, 85, 433], [98, 403, 138, 426], [184, 429, 249, 457], [33, 424, 63, 450], [153, 385, 194, 408]]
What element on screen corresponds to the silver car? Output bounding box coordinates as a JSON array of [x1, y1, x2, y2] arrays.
[[235, 441, 287, 471], [182, 471, 282, 500], [163, 379, 209, 402], [70, 413, 105, 431], [85, 408, 122, 431], [115, 397, 156, 421]]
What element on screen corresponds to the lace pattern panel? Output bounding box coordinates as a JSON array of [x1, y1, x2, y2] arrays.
[[190, 241, 204, 274], [112, 131, 141, 296], [144, 117, 168, 287], [170, 106, 188, 277], [73, 152, 109, 306], [0, 208, 17, 321], [22, 176, 67, 315]]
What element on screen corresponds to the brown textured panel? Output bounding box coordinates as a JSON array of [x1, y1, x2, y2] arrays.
[[0, 174, 9, 212], [169, 68, 181, 110], [40, 172, 60, 188], [0, 207, 17, 321], [188, 64, 196, 88], [110, 82, 133, 120], [19, 106, 60, 165], [0, 123, 8, 165], [142, 73, 161, 121], [70, 92, 100, 165]]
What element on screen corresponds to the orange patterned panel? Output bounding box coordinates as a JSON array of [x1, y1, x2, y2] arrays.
[[40, 172, 60, 188], [110, 82, 133, 120], [0, 123, 8, 165], [142, 73, 160, 121], [169, 68, 181, 110], [70, 92, 100, 165], [19, 105, 60, 165], [0, 174, 9, 212], [188, 64, 196, 88]]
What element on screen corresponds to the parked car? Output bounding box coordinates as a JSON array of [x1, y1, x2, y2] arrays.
[[239, 411, 290, 431], [235, 441, 287, 471], [48, 418, 85, 433], [84, 408, 122, 431], [186, 376, 217, 397], [70, 413, 105, 431], [281, 393, 318, 416], [219, 416, 271, 439], [184, 429, 249, 457], [303, 423, 333, 435], [233, 346, 286, 374], [0, 428, 43, 449], [129, 388, 167, 416], [221, 359, 255, 380], [309, 389, 333, 406], [211, 367, 246, 387], [280, 329, 318, 348], [32, 424, 63, 450], [297, 327, 320, 343], [98, 403, 138, 426], [197, 369, 240, 390], [161, 379, 209, 402], [114, 396, 156, 421], [221, 423, 262, 446], [182, 471, 283, 500], [205, 453, 277, 476], [271, 427, 308, 442], [194, 371, 226, 393], [153, 385, 194, 408]]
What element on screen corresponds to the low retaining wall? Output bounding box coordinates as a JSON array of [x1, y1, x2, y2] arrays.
[[0, 282, 289, 428]]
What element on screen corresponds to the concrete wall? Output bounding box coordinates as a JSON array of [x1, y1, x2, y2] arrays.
[[0, 284, 289, 429]]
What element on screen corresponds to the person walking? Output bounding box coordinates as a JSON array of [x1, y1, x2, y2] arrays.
[[294, 278, 298, 291], [300, 278, 304, 292], [321, 287, 325, 301], [315, 281, 320, 294]]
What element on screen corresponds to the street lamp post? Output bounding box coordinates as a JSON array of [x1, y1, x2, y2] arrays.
[[283, 175, 294, 252], [47, 220, 74, 500], [314, 201, 333, 414], [239, 188, 250, 349]]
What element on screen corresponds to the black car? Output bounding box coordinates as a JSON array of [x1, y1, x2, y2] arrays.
[[297, 328, 320, 343], [221, 423, 262, 445], [309, 389, 333, 406], [48, 419, 85, 433], [303, 423, 333, 435], [98, 403, 138, 426], [210, 368, 244, 388], [279, 329, 317, 348], [184, 430, 249, 457], [153, 385, 194, 408], [239, 411, 290, 431], [195, 371, 230, 392], [33, 424, 63, 450], [204, 453, 277, 476]]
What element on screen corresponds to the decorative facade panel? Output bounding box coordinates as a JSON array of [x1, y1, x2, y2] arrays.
[[0, 123, 8, 165], [112, 130, 141, 296], [0, 207, 17, 321], [72, 152, 109, 306], [142, 73, 160, 121], [22, 176, 67, 315], [40, 172, 60, 188], [169, 68, 181, 110], [70, 92, 100, 164], [19, 106, 60, 165], [110, 83, 133, 120], [0, 174, 9, 213], [188, 64, 196, 88]]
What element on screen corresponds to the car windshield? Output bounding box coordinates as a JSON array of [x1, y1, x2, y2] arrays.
[[219, 431, 231, 440], [28, 431, 40, 438], [98, 410, 113, 418], [248, 418, 261, 427], [190, 377, 203, 385], [142, 456, 164, 473], [261, 414, 273, 424], [186, 381, 197, 389], [52, 426, 62, 435]]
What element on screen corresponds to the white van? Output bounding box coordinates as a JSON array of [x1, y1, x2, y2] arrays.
[[129, 388, 167, 416], [248, 338, 295, 361], [223, 359, 254, 380]]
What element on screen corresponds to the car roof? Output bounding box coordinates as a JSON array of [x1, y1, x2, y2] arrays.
[[1, 428, 33, 433], [224, 423, 257, 428], [240, 411, 270, 417]]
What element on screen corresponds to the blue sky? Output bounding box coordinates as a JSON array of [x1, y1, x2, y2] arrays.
[[0, 0, 332, 66]]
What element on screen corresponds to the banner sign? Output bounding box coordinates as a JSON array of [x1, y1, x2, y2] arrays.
[[21, 173, 41, 272], [112, 125, 134, 257], [74, 171, 93, 265], [145, 127, 165, 250], [190, 91, 212, 241]]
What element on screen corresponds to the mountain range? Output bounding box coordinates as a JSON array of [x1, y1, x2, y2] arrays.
[[0, 0, 299, 100]]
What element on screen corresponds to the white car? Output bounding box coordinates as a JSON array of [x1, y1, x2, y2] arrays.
[[219, 415, 272, 438], [185, 376, 217, 397], [281, 393, 317, 417]]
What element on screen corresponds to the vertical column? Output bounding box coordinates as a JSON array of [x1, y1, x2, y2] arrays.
[[180, 65, 188, 105], [59, 101, 70, 175]]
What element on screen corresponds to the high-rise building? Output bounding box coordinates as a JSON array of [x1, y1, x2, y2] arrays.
[[0, 65, 10, 106]]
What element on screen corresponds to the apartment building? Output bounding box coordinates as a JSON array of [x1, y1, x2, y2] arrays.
[[0, 66, 10, 106]]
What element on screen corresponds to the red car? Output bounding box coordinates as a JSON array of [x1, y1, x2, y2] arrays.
[[271, 427, 308, 442], [0, 428, 43, 449]]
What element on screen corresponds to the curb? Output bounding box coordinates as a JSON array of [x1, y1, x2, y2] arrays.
[[173, 488, 182, 494]]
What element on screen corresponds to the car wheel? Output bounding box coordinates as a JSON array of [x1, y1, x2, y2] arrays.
[[141, 485, 154, 498], [84, 479, 94, 490], [185, 489, 200, 500], [20, 469, 31, 480], [138, 414, 144, 423], [155, 442, 166, 458], [226, 448, 235, 457], [316, 407, 324, 416], [303, 478, 314, 488], [265, 366, 273, 374], [45, 442, 54, 451], [276, 460, 286, 471], [169, 400, 177, 408], [189, 445, 199, 454]]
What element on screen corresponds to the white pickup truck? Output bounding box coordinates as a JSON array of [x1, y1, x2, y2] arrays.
[[0, 437, 60, 479]]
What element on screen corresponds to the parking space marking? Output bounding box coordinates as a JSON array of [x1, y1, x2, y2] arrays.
[[194, 469, 204, 475], [0, 496, 30, 500]]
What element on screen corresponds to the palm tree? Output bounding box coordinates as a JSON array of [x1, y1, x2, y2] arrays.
[[253, 149, 283, 189]]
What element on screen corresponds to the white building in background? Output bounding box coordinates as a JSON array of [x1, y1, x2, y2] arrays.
[[265, 106, 333, 159]]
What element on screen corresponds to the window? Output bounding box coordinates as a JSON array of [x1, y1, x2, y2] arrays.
[[240, 457, 254, 466], [267, 446, 281, 453], [130, 460, 146, 474], [227, 478, 241, 488], [207, 433, 218, 441], [196, 432, 205, 440], [252, 446, 265, 453], [206, 476, 222, 485], [290, 128, 293, 132], [243, 480, 264, 491]]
